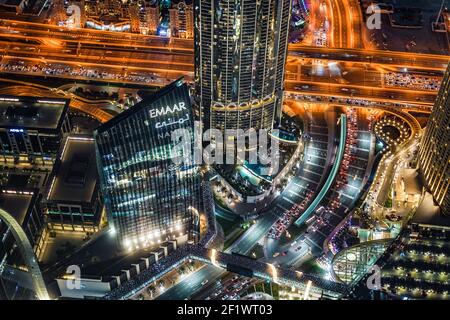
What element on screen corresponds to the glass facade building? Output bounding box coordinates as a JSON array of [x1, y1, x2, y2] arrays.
[[0, 96, 70, 165], [194, 0, 292, 132], [419, 63, 450, 216], [94, 79, 201, 250]]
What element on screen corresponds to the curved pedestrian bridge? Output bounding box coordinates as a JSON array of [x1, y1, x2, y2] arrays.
[[103, 245, 347, 300]]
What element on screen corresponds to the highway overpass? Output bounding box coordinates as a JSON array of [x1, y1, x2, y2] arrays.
[[103, 245, 346, 300]]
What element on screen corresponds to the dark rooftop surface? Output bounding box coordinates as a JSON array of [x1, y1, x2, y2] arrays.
[[0, 190, 35, 226], [49, 229, 175, 279], [81, 246, 161, 278], [0, 96, 68, 131], [47, 135, 98, 203], [0, 0, 24, 6], [412, 192, 450, 228], [6, 174, 29, 189]]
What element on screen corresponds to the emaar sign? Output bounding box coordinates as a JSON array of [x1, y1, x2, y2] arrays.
[[149, 102, 188, 119]]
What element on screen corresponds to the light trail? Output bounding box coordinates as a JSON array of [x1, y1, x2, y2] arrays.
[[268, 263, 279, 284], [210, 249, 219, 267], [303, 280, 313, 300]]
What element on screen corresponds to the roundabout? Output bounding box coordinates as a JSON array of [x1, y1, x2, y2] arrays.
[[374, 115, 412, 147]]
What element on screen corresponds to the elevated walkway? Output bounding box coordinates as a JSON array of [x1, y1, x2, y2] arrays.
[[0, 208, 49, 300], [103, 245, 347, 300], [295, 114, 347, 226]]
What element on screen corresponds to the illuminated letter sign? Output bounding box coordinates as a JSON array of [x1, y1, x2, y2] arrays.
[[149, 102, 187, 119], [9, 129, 24, 133]]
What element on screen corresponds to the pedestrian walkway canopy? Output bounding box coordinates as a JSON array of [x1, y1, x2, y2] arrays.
[[331, 239, 392, 285]]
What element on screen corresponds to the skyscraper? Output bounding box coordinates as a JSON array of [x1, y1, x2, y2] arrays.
[[94, 79, 201, 250], [147, 4, 160, 34], [419, 63, 450, 216], [169, 1, 194, 39], [194, 0, 292, 132]]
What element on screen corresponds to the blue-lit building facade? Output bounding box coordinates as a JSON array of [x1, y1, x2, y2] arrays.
[[94, 79, 201, 250]]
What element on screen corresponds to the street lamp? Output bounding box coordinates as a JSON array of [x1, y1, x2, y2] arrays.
[[268, 263, 279, 284]]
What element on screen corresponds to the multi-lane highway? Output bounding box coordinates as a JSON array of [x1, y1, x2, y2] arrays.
[[158, 210, 279, 299], [0, 19, 194, 82], [1, 19, 449, 111], [158, 265, 224, 300], [2, 19, 448, 71], [0, 19, 193, 50], [285, 81, 438, 105], [320, 0, 364, 49], [289, 45, 450, 71], [0, 40, 193, 72]]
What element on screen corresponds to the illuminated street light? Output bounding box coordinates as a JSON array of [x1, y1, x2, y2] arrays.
[[268, 263, 279, 284], [303, 280, 312, 300]]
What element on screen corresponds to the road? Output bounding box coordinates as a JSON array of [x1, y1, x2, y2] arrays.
[[0, 77, 114, 122], [0, 19, 448, 110], [158, 208, 280, 299], [289, 45, 450, 71], [0, 19, 194, 83], [157, 265, 224, 300], [157, 195, 290, 300], [2, 19, 449, 71], [193, 273, 257, 300], [158, 213, 277, 300], [0, 19, 193, 51], [285, 81, 437, 106], [266, 238, 310, 267], [0, 40, 193, 73], [373, 138, 420, 208]]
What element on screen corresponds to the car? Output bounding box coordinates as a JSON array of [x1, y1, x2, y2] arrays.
[[201, 280, 209, 286], [222, 294, 229, 300], [229, 293, 238, 300]]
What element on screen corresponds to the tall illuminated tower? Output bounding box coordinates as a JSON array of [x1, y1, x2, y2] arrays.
[[194, 0, 292, 131], [419, 63, 450, 216], [94, 79, 201, 250]]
